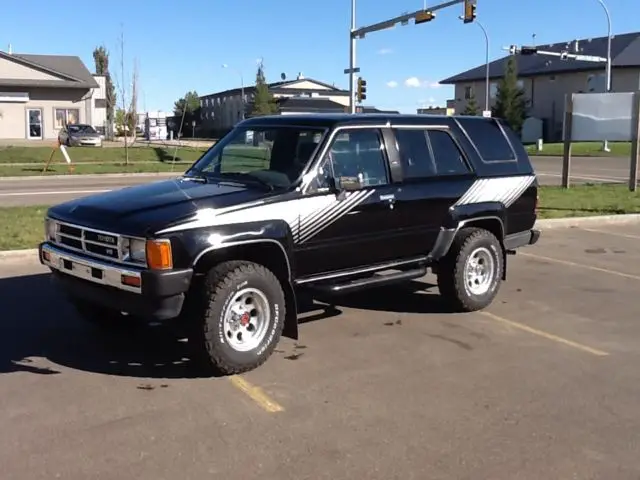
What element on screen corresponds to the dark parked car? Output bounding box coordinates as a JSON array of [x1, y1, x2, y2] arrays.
[[39, 113, 540, 375]]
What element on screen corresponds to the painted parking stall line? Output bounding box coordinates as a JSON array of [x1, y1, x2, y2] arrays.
[[228, 375, 284, 413], [479, 311, 609, 357]]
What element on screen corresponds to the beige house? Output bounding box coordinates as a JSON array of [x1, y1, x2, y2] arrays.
[[0, 50, 105, 141], [439, 31, 640, 141], [199, 74, 353, 131]]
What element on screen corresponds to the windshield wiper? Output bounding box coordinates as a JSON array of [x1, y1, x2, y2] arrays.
[[215, 172, 275, 191]]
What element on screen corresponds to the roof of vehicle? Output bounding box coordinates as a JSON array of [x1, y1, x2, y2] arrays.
[[239, 113, 465, 129]]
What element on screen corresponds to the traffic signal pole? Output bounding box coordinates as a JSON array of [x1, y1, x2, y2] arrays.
[[348, 0, 357, 114], [344, 0, 473, 113]]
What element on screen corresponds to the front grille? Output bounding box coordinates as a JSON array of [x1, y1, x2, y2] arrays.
[[51, 220, 142, 266]]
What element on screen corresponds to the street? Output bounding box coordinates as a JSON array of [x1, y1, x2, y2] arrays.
[[2, 222, 640, 479], [0, 155, 634, 207]]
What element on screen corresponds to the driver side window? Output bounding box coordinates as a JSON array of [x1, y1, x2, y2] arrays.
[[313, 128, 390, 191]]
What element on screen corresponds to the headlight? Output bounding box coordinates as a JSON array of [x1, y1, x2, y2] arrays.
[[44, 218, 57, 241], [125, 238, 147, 263]]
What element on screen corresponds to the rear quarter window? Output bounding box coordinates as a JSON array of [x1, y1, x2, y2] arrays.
[[461, 118, 517, 163]]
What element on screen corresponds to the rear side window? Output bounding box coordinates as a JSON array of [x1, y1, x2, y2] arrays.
[[462, 119, 516, 162], [394, 129, 436, 179], [426, 130, 471, 175]]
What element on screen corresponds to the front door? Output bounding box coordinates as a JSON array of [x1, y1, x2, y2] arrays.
[[294, 127, 402, 277], [27, 109, 43, 140]]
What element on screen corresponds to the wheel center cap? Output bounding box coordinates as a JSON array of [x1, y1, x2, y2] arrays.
[[240, 312, 250, 326]]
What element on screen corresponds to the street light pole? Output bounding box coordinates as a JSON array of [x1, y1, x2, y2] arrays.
[[478, 20, 490, 114], [462, 16, 489, 113], [222, 63, 245, 121], [349, 0, 357, 114], [596, 0, 612, 151]]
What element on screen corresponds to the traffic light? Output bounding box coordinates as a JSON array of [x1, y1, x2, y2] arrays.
[[463, 0, 476, 23], [356, 77, 367, 103], [414, 10, 436, 24]]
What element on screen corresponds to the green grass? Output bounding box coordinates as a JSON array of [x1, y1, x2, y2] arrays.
[[537, 184, 640, 219], [525, 141, 632, 157], [2, 185, 638, 251], [0, 145, 208, 164], [0, 205, 49, 250], [0, 144, 271, 176], [0, 162, 194, 177]]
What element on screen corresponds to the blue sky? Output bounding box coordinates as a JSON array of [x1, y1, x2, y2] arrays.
[[1, 0, 638, 113]]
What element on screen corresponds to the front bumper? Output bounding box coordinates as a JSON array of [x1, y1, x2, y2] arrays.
[[39, 242, 193, 320]]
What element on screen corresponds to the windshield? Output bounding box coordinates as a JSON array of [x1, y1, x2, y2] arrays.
[[186, 125, 327, 189], [68, 124, 97, 134]]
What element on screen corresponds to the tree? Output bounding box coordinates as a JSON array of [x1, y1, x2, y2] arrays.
[[492, 55, 527, 134], [250, 60, 278, 117], [462, 92, 479, 116], [92, 45, 117, 139], [173, 91, 200, 116], [111, 26, 139, 165]]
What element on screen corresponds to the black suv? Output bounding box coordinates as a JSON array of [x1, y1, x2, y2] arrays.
[[39, 113, 540, 375]]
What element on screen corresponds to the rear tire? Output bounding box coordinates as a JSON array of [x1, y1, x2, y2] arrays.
[[187, 260, 286, 376], [436, 227, 504, 312]]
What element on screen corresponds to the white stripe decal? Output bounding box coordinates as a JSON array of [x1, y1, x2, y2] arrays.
[[455, 175, 536, 208], [299, 190, 374, 243], [155, 190, 373, 244]]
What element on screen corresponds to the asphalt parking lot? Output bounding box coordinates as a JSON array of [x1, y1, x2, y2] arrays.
[[2, 222, 640, 480]]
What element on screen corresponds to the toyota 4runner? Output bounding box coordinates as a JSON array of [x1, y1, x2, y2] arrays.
[[39, 113, 540, 375]]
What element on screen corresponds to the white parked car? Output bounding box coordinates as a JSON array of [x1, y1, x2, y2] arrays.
[[58, 124, 103, 147]]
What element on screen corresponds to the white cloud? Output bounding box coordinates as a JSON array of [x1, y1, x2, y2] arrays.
[[404, 76, 422, 88], [404, 77, 443, 89], [386, 80, 398, 88], [377, 48, 393, 55]]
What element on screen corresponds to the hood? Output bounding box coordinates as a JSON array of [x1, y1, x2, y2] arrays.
[[48, 177, 274, 236]]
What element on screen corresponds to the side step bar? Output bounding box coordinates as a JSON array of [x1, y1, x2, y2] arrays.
[[308, 267, 428, 295]]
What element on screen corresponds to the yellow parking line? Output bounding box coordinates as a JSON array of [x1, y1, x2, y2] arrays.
[[479, 311, 609, 357], [519, 252, 640, 281], [579, 227, 640, 240], [229, 375, 284, 413]]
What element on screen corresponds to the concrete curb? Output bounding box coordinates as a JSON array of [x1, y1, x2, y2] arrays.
[[535, 213, 640, 229], [0, 248, 38, 261], [1, 214, 638, 259], [0, 171, 181, 181]]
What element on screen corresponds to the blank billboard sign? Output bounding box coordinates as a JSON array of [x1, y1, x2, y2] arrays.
[[571, 92, 635, 142]]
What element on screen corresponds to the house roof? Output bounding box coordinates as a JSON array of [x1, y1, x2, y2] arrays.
[[0, 51, 99, 89], [440, 30, 640, 84], [202, 77, 348, 98]]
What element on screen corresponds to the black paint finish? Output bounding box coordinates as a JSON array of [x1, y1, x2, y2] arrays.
[[42, 112, 540, 318]]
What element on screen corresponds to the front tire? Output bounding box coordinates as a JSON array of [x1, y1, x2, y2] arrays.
[[437, 227, 504, 312], [188, 261, 286, 376]]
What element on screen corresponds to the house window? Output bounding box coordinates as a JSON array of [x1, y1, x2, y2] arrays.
[[54, 108, 80, 129], [490, 82, 498, 99], [464, 86, 473, 99]]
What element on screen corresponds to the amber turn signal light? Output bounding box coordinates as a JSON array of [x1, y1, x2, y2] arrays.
[[146, 239, 173, 270]]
